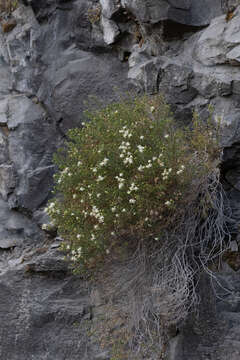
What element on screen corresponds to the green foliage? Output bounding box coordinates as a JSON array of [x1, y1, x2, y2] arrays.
[[46, 95, 221, 271]]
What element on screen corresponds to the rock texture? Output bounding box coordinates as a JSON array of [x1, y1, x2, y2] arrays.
[[121, 0, 223, 26], [1, 0, 240, 359]]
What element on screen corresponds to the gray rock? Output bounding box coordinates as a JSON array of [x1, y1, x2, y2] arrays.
[[33, 209, 51, 227], [26, 249, 69, 273], [128, 45, 151, 68], [0, 59, 11, 95], [194, 7, 240, 66], [0, 130, 9, 165], [101, 16, 120, 45], [7, 95, 44, 129], [128, 58, 162, 94], [191, 73, 232, 98], [16, 165, 55, 211], [39, 51, 130, 132], [100, 0, 121, 19], [0, 97, 9, 125], [169, 269, 240, 360], [0, 266, 93, 360], [226, 45, 240, 63], [232, 79, 240, 94], [0, 198, 41, 251], [121, 0, 223, 26], [0, 164, 16, 200], [159, 62, 197, 104]]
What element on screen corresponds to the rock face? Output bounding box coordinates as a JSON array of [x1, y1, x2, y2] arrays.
[[121, 0, 223, 26], [1, 0, 240, 359]]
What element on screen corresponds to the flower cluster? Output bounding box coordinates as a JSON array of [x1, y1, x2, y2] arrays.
[[115, 173, 125, 189], [90, 205, 104, 223]]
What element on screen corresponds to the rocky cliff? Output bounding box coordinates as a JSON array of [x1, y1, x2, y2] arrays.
[[1, 0, 240, 359]]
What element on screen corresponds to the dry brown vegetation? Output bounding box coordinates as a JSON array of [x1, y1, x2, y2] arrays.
[[0, 0, 18, 13]]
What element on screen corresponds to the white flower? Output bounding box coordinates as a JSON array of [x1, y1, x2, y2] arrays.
[[122, 208, 126, 212], [73, 194, 77, 199], [150, 106, 155, 112], [77, 161, 82, 166], [42, 224, 48, 230], [129, 199, 136, 204], [164, 134, 169, 139], [68, 173, 72, 177], [152, 157, 157, 161], [111, 232, 115, 236], [115, 110, 118, 114], [92, 167, 97, 173], [124, 131, 132, 138], [123, 156, 133, 165], [66, 245, 70, 250], [181, 165, 185, 170], [79, 187, 84, 191], [97, 193, 101, 198], [130, 183, 138, 192], [119, 183, 124, 189], [165, 201, 171, 206], [137, 145, 145, 153], [111, 207, 116, 212], [138, 165, 144, 172], [145, 217, 149, 222], [120, 153, 124, 158], [146, 163, 152, 168], [97, 175, 105, 182], [100, 158, 109, 166], [140, 135, 144, 140], [154, 237, 159, 241]]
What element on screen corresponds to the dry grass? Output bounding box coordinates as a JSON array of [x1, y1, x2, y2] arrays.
[[95, 169, 232, 357]]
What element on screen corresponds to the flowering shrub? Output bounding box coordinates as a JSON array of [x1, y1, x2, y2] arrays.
[[46, 95, 221, 271]]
